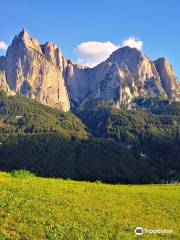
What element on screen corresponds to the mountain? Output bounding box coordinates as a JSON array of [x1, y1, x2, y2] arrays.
[[0, 29, 70, 111], [66, 47, 180, 106], [0, 29, 179, 111]]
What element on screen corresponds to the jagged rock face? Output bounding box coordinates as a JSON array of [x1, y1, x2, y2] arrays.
[[101, 47, 168, 104], [40, 42, 65, 72], [154, 58, 180, 101], [3, 29, 70, 111], [0, 29, 179, 111], [65, 46, 179, 106], [0, 70, 14, 95], [64, 62, 90, 102], [0, 57, 14, 95]]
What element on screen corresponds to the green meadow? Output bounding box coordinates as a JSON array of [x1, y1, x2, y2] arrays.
[[0, 171, 179, 240]]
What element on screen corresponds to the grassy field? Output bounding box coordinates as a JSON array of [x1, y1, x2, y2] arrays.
[[0, 171, 179, 240]]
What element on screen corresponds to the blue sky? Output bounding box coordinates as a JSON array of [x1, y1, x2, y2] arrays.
[[0, 0, 179, 77]]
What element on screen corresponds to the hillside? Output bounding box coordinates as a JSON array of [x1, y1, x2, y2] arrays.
[[0, 90, 88, 141], [0, 171, 179, 240], [0, 92, 179, 183], [75, 97, 180, 143]]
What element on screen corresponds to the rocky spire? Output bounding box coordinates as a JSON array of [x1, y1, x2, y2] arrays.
[[10, 28, 41, 52], [154, 58, 180, 100], [40, 42, 65, 71], [18, 28, 30, 41], [3, 29, 70, 111]]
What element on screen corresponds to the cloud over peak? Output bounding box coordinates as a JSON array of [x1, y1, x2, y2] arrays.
[[122, 37, 143, 51], [74, 41, 119, 67], [74, 37, 143, 67]]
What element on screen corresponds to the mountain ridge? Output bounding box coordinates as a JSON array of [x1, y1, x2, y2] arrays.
[[0, 29, 179, 111]]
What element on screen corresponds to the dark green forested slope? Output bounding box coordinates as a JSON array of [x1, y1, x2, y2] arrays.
[[75, 97, 180, 144], [0, 90, 88, 141], [0, 91, 180, 183]]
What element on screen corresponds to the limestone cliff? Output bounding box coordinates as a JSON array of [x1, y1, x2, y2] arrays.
[[154, 58, 180, 101], [0, 29, 179, 111], [65, 46, 179, 107], [2, 29, 70, 111], [40, 41, 66, 72]]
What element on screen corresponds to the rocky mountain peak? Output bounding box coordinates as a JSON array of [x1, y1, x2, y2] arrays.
[[109, 46, 143, 65], [40, 42, 65, 70], [66, 45, 179, 106], [10, 28, 41, 52], [108, 46, 150, 77], [18, 28, 30, 41], [110, 46, 142, 59], [0, 29, 179, 111], [1, 29, 70, 111], [154, 58, 179, 100]]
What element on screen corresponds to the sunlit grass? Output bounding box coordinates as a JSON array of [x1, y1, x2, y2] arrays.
[[0, 171, 179, 239]]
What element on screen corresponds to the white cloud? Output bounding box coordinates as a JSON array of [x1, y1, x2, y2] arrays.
[[74, 36, 143, 67], [0, 41, 8, 50], [74, 41, 119, 67], [122, 37, 143, 51]]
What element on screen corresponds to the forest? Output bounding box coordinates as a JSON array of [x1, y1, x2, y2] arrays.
[[0, 91, 179, 183]]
